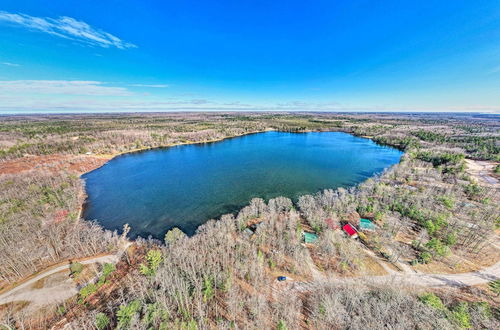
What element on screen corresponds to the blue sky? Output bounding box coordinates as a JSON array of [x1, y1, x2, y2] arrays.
[[0, 0, 499, 113]]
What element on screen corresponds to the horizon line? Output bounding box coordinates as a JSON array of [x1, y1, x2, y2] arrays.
[[1, 110, 499, 116]]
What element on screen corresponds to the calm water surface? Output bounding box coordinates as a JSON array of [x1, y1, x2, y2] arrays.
[[82, 132, 402, 239]]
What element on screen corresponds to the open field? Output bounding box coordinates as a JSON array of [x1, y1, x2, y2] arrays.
[[0, 112, 499, 329]]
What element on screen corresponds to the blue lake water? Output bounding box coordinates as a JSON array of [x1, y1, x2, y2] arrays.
[[82, 131, 402, 239]]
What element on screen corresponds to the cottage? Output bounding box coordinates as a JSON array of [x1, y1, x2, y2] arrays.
[[343, 224, 358, 238], [303, 231, 319, 244], [359, 218, 376, 231], [243, 228, 254, 238]]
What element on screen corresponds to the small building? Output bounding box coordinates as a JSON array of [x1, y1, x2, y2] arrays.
[[343, 224, 358, 239], [243, 228, 254, 238], [303, 231, 319, 244], [359, 218, 376, 231]]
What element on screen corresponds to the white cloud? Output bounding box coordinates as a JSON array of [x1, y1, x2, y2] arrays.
[[0, 80, 133, 96], [130, 84, 170, 88], [0, 11, 136, 49], [0, 80, 498, 113], [1, 62, 21, 67], [1, 97, 499, 113]]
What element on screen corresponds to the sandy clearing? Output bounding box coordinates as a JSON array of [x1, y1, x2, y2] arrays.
[[465, 159, 499, 188]]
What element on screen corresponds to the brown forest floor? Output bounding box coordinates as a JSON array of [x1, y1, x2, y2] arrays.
[[0, 154, 111, 175]]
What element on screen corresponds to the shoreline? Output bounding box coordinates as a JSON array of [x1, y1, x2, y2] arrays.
[[77, 129, 274, 225], [79, 129, 405, 239], [0, 128, 407, 238], [79, 128, 403, 178], [80, 129, 275, 177]]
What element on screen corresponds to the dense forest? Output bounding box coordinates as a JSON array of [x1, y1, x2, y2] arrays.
[[0, 112, 498, 329], [0, 112, 498, 161]]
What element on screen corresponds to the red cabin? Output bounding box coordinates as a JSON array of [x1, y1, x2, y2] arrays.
[[343, 224, 358, 238]]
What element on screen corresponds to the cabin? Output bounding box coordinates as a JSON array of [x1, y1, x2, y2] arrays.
[[243, 221, 264, 238], [303, 231, 319, 244], [243, 228, 254, 238], [343, 224, 358, 239], [359, 218, 376, 231]]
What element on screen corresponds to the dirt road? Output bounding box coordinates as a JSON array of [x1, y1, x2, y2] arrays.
[[366, 259, 500, 287], [281, 260, 500, 295], [2, 249, 498, 308], [0, 255, 119, 307]]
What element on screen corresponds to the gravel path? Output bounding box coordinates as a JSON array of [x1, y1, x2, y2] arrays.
[[280, 259, 500, 294], [0, 255, 119, 307], [1, 248, 498, 308], [366, 260, 500, 287]]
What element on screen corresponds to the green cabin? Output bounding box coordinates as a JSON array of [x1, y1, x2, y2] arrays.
[[359, 218, 376, 231], [303, 231, 319, 243]]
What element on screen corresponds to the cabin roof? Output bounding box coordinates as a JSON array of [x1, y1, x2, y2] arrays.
[[343, 224, 357, 236], [359, 218, 376, 230], [243, 228, 254, 237], [303, 231, 319, 243]]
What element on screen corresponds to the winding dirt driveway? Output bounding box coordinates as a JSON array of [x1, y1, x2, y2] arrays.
[[0, 255, 119, 307], [278, 262, 500, 293], [1, 250, 499, 308], [367, 260, 500, 287], [283, 260, 500, 295]]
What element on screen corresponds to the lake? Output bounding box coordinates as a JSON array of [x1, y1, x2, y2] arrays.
[[82, 131, 402, 239]]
